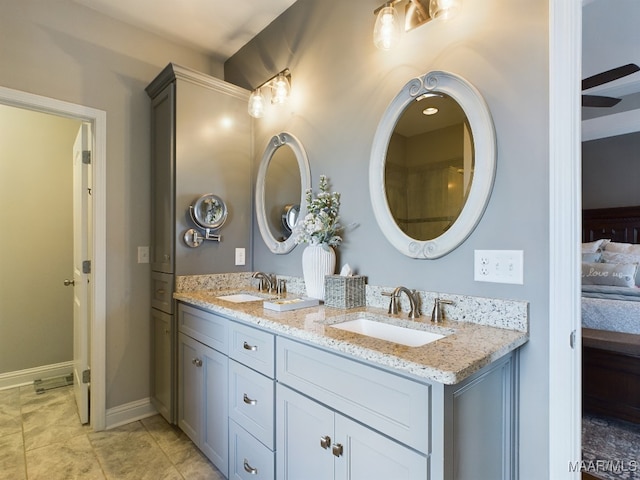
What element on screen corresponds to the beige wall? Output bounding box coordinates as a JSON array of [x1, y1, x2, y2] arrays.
[[0, 105, 80, 374], [0, 0, 222, 408]]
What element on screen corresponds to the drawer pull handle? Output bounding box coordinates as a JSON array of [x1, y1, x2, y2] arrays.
[[320, 435, 331, 449], [192, 358, 203, 367], [156, 289, 166, 295], [243, 459, 258, 475], [332, 443, 343, 457], [243, 393, 257, 406], [243, 341, 258, 351]]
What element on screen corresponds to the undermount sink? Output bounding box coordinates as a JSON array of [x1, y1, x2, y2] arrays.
[[331, 318, 445, 347], [216, 293, 265, 303]]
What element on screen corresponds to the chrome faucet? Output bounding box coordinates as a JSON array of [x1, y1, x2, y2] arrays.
[[392, 286, 420, 319], [431, 298, 454, 323], [252, 272, 275, 293]]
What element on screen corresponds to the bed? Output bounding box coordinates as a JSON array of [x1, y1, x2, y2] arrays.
[[581, 206, 640, 424]]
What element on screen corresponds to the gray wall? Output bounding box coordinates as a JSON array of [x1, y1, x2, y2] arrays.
[[0, 0, 222, 409], [226, 0, 550, 477], [582, 132, 640, 209]]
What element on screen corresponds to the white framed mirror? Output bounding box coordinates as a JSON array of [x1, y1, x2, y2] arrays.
[[370, 71, 496, 259], [256, 132, 311, 254]]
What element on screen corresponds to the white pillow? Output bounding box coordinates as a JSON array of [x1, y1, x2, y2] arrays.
[[604, 241, 640, 255], [582, 262, 638, 288], [582, 239, 609, 253], [602, 251, 640, 286]]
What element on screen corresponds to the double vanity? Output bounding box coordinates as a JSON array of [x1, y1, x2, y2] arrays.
[[172, 274, 528, 480], [146, 63, 527, 479]]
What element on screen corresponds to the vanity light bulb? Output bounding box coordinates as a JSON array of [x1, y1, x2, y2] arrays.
[[271, 74, 291, 105], [248, 89, 265, 118], [429, 0, 462, 20], [373, 5, 401, 51]]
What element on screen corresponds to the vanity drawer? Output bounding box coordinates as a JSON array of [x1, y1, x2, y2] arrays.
[[276, 337, 431, 454], [229, 419, 275, 480], [177, 303, 228, 354], [229, 360, 275, 449], [151, 271, 174, 314], [229, 321, 275, 378]]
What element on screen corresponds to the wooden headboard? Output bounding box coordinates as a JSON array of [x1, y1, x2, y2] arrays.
[[582, 206, 640, 244]]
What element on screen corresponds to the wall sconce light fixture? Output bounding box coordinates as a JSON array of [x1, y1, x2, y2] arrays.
[[373, 0, 461, 51], [248, 68, 292, 118]]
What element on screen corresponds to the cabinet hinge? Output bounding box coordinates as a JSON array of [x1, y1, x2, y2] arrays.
[[82, 369, 91, 384], [82, 260, 91, 274], [82, 150, 91, 164]]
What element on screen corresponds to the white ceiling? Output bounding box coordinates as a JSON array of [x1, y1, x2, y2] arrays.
[[73, 0, 298, 61]]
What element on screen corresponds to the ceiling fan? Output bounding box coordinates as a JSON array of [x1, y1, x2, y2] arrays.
[[582, 63, 640, 107]]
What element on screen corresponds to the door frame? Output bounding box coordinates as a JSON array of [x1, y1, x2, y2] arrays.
[[0, 85, 107, 431], [549, 0, 582, 477]]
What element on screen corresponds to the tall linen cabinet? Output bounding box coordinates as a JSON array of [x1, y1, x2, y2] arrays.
[[146, 63, 252, 423]]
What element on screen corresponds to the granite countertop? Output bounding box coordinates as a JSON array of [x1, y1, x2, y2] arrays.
[[174, 289, 529, 385]]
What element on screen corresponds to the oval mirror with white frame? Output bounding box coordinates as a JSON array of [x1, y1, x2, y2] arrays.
[[256, 132, 311, 254], [370, 71, 496, 259]]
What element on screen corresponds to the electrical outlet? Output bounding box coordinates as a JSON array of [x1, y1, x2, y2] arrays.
[[474, 250, 524, 284], [235, 248, 246, 266], [137, 246, 149, 264]]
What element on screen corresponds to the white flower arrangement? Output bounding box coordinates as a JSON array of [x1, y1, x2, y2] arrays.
[[294, 175, 342, 248]]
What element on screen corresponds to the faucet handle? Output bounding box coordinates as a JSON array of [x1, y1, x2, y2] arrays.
[[431, 298, 453, 323], [382, 291, 398, 315]]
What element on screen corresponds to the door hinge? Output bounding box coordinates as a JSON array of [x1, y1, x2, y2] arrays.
[[82, 260, 91, 274], [570, 330, 576, 349], [82, 150, 91, 164], [82, 369, 91, 384]]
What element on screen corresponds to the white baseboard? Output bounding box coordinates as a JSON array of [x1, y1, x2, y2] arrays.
[[0, 361, 74, 391], [105, 397, 158, 430]]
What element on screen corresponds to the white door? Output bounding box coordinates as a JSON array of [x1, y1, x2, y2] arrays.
[[72, 123, 91, 424]]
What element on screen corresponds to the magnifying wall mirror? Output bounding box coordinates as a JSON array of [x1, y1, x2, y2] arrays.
[[256, 132, 311, 254], [370, 71, 496, 259]]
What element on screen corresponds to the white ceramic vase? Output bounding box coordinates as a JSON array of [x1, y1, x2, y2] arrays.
[[302, 244, 336, 300]]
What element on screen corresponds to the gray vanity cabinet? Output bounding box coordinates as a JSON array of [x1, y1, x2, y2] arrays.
[[276, 336, 518, 480], [146, 63, 252, 424], [277, 384, 428, 480], [177, 303, 229, 476]]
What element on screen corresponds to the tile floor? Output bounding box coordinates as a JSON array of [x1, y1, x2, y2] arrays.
[[0, 385, 225, 479]]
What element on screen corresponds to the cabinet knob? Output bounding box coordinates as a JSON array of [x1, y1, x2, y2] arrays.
[[332, 443, 343, 457], [192, 358, 203, 367], [243, 459, 258, 475], [243, 341, 258, 352], [320, 435, 331, 449], [243, 393, 257, 406]]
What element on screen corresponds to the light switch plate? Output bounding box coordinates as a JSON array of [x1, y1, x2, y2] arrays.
[[137, 246, 149, 264], [474, 250, 524, 284], [235, 248, 246, 266]]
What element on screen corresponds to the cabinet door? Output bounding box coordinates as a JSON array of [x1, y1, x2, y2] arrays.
[[151, 308, 173, 423], [201, 340, 229, 477], [150, 82, 175, 273], [334, 413, 429, 480], [276, 384, 334, 480], [178, 333, 202, 443]]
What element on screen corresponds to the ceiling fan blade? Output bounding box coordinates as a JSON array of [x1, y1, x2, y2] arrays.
[[582, 63, 640, 90], [582, 94, 622, 108]]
